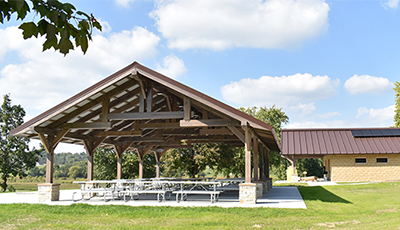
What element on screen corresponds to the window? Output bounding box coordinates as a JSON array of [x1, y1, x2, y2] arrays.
[[376, 158, 388, 163], [355, 158, 367, 164]]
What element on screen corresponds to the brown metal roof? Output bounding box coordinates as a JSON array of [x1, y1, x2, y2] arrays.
[[281, 128, 400, 156], [10, 62, 280, 152]]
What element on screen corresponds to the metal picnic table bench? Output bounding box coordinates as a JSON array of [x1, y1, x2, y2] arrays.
[[72, 180, 123, 202], [171, 181, 221, 203]]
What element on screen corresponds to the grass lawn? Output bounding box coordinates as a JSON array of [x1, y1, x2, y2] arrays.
[[1, 182, 400, 229], [8, 181, 81, 192]]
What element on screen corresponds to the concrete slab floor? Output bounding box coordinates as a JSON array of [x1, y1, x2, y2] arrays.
[[0, 186, 307, 209]]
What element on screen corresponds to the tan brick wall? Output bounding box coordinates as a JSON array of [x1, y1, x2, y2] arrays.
[[324, 154, 400, 182]]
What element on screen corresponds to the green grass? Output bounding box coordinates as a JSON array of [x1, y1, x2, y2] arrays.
[[8, 179, 81, 192], [1, 182, 400, 229]]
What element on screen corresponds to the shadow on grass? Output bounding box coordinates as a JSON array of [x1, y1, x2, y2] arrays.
[[298, 186, 352, 204]]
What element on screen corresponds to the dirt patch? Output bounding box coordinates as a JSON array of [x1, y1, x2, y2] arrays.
[[315, 220, 361, 228], [376, 208, 397, 214]]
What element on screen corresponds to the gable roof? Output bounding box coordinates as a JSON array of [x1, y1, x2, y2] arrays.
[[281, 128, 400, 156], [11, 62, 280, 152]]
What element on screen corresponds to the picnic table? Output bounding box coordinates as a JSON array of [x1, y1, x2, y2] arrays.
[[215, 178, 245, 192], [171, 181, 221, 203], [123, 180, 174, 202], [72, 180, 123, 201]]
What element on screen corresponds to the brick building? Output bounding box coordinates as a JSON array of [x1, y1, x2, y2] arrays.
[[281, 128, 400, 182]]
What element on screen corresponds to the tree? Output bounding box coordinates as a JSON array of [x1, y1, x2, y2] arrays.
[[93, 148, 156, 180], [394, 81, 400, 127], [239, 105, 289, 179], [296, 158, 324, 178], [1, 0, 102, 55], [0, 95, 39, 191], [163, 144, 217, 178]]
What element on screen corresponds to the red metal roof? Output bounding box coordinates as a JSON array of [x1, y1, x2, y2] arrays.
[[281, 128, 400, 155]]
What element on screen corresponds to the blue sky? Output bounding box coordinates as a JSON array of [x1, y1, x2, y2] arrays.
[[1, 0, 399, 152]]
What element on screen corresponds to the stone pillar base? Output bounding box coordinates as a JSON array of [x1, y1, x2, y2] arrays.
[[262, 180, 268, 194], [239, 183, 257, 204], [269, 178, 273, 190], [38, 183, 60, 202], [254, 182, 263, 198]]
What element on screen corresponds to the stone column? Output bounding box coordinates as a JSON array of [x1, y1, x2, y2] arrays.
[[38, 183, 60, 202], [239, 183, 257, 204]]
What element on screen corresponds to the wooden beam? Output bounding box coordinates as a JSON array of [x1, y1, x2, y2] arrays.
[[48, 77, 137, 129], [108, 111, 184, 120], [133, 74, 147, 100], [95, 130, 142, 137], [52, 129, 70, 149], [227, 125, 245, 143], [146, 87, 152, 112], [179, 119, 238, 127], [139, 94, 145, 113], [183, 97, 191, 121], [61, 122, 112, 129], [135, 121, 180, 129], [248, 125, 271, 152], [199, 128, 232, 135], [101, 99, 110, 123]]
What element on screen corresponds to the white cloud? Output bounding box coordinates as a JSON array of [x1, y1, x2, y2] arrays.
[[114, 0, 135, 7], [156, 54, 187, 79], [0, 26, 160, 113], [356, 105, 395, 126], [383, 0, 400, 9], [150, 0, 330, 50], [344, 74, 392, 95], [316, 111, 341, 119], [221, 73, 339, 108]]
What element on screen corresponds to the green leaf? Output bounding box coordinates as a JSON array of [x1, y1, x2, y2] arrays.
[[37, 19, 49, 36], [18, 22, 39, 39], [76, 11, 90, 20], [48, 9, 59, 24], [34, 4, 49, 18], [93, 21, 102, 31], [45, 23, 58, 41], [78, 20, 89, 31], [58, 29, 73, 55], [78, 34, 88, 54], [61, 3, 75, 15], [42, 36, 57, 51]]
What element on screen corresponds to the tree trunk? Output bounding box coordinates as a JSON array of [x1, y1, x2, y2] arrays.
[[1, 176, 7, 192]]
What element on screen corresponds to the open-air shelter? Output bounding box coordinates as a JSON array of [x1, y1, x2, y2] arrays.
[[10, 62, 280, 203]]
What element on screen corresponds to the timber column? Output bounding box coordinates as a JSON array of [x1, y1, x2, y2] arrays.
[[239, 123, 257, 204], [37, 129, 69, 202]]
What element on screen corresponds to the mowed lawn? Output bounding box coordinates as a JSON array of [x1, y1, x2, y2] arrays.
[[1, 182, 400, 229]]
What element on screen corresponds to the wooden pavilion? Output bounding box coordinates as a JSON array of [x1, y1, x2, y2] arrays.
[[10, 62, 280, 203]]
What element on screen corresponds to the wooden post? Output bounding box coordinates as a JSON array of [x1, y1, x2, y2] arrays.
[[154, 149, 168, 178], [46, 148, 54, 183], [260, 145, 265, 180], [117, 157, 122, 179], [266, 148, 270, 179], [244, 125, 252, 183], [39, 130, 69, 178], [83, 140, 94, 181], [136, 145, 154, 179], [83, 138, 104, 181], [253, 138, 259, 181], [183, 97, 191, 121]]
